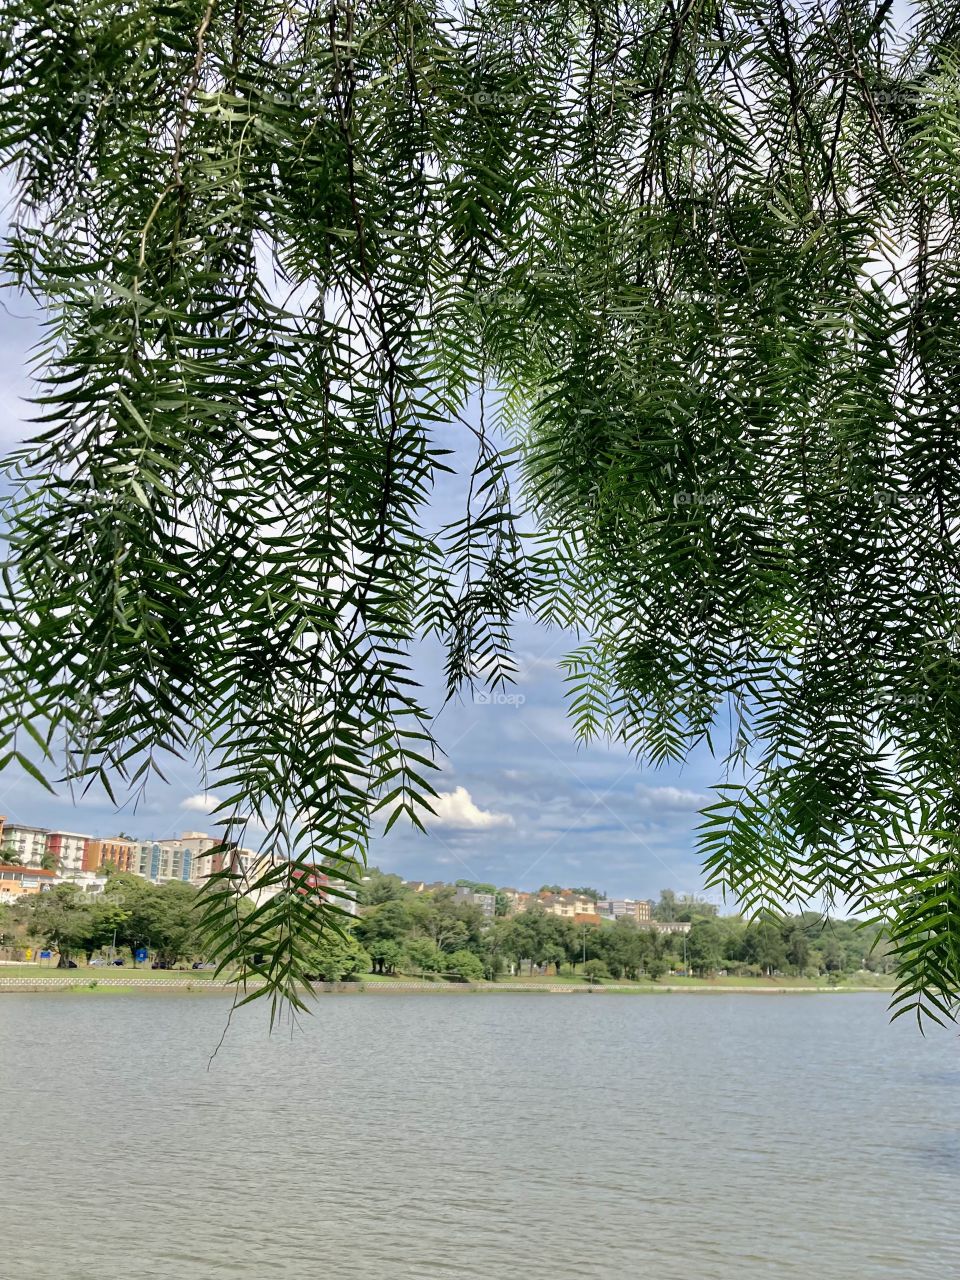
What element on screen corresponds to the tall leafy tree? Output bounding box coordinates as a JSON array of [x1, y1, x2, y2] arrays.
[[27, 882, 125, 962], [2, 0, 960, 1021], [686, 920, 724, 977]]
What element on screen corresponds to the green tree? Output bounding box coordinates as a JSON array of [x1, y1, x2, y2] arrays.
[[102, 876, 201, 965], [402, 937, 444, 976], [821, 936, 846, 975], [783, 922, 811, 975], [583, 959, 610, 982], [7, 2, 960, 1022], [604, 918, 647, 980], [501, 909, 558, 975], [480, 933, 507, 981], [143, 882, 203, 965], [686, 921, 724, 978], [367, 938, 403, 975], [408, 896, 478, 954], [654, 892, 679, 924], [354, 900, 412, 949], [304, 931, 370, 982], [447, 949, 484, 982], [743, 921, 788, 977], [81, 896, 129, 963], [455, 880, 496, 894], [358, 869, 408, 907], [568, 887, 604, 903], [27, 885, 95, 964]]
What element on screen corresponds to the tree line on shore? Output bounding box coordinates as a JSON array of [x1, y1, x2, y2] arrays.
[[350, 872, 892, 983], [0, 874, 202, 967], [0, 867, 893, 983]]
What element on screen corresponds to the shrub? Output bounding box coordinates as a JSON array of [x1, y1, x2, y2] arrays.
[[402, 938, 444, 975], [448, 949, 484, 982], [304, 933, 370, 982]]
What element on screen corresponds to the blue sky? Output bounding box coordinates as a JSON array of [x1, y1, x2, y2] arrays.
[[0, 293, 722, 903]]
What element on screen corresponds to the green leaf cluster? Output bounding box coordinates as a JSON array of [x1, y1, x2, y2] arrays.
[[1, 0, 959, 1022]]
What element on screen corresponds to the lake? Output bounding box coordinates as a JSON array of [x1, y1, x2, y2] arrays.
[[1, 992, 957, 1278]]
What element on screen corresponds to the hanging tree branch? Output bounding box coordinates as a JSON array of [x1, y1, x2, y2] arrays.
[[2, 0, 960, 1023]]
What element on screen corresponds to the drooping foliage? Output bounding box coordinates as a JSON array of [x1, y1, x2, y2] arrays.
[[1, 0, 959, 1022]]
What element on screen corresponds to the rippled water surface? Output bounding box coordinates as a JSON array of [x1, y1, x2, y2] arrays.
[[2, 992, 958, 1278]]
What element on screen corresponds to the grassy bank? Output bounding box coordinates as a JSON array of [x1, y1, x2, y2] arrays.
[[491, 971, 894, 991], [0, 963, 895, 996], [362, 974, 895, 994], [0, 964, 234, 994], [1, 963, 221, 979]]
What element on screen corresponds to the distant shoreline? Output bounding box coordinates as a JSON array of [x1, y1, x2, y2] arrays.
[[0, 975, 894, 997]]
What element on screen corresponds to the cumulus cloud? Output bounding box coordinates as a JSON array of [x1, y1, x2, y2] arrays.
[[635, 783, 710, 811], [427, 786, 514, 831], [181, 793, 221, 813]]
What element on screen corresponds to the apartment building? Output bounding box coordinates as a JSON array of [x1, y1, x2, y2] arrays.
[[128, 831, 258, 888], [162, 835, 212, 886], [144, 833, 260, 891], [596, 898, 655, 923], [82, 837, 137, 874], [1, 825, 136, 876], [538, 891, 600, 919], [136, 841, 194, 883], [454, 886, 496, 918], [45, 832, 89, 874], [133, 833, 236, 885], [2, 825, 51, 866]]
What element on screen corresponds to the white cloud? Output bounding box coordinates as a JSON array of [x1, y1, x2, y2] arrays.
[[181, 793, 221, 814], [515, 651, 561, 682], [427, 786, 514, 831], [635, 784, 709, 811]]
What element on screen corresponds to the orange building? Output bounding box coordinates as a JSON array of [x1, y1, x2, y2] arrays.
[[0, 864, 56, 902], [82, 838, 137, 874]]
